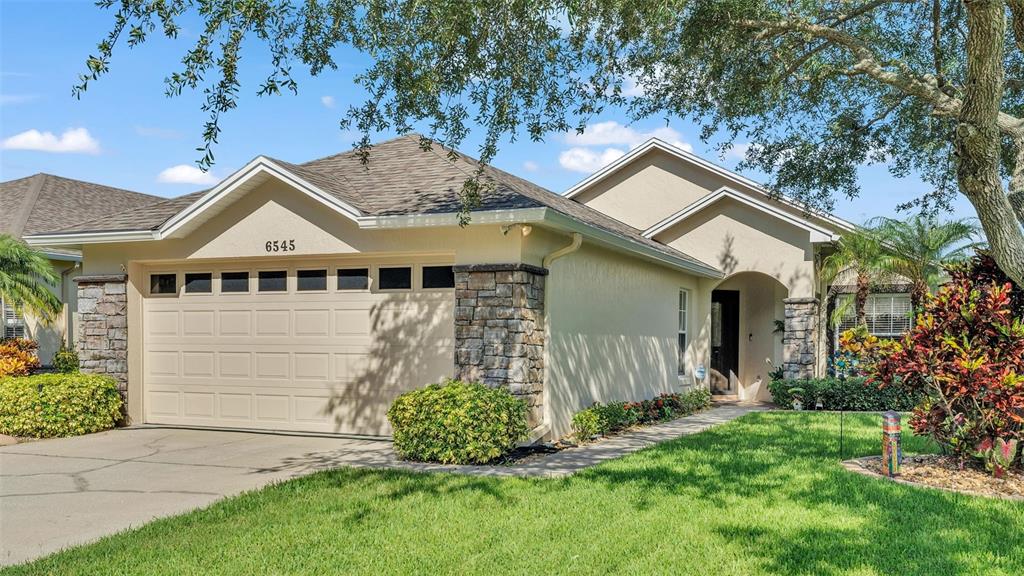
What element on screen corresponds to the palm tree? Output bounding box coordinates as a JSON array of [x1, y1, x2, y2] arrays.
[[870, 215, 983, 312], [0, 234, 61, 324], [820, 227, 885, 327]]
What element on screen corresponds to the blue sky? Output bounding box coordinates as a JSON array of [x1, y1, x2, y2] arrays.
[[1, 0, 977, 224]]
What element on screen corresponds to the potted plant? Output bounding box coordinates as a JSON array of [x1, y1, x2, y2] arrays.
[[788, 387, 805, 411]]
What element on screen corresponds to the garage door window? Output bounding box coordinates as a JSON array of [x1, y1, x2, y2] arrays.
[[337, 268, 369, 290], [150, 273, 177, 295], [379, 266, 412, 290], [184, 273, 212, 294], [297, 269, 327, 291], [258, 271, 288, 292], [422, 265, 455, 289], [221, 271, 249, 293]]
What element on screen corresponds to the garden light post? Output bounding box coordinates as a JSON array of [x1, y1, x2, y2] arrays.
[[882, 411, 902, 477]]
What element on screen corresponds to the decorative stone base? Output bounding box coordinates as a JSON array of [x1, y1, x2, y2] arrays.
[[453, 264, 547, 427], [75, 274, 128, 410], [783, 297, 819, 380]]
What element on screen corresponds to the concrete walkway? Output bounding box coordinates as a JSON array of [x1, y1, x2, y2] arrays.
[[0, 403, 759, 566]]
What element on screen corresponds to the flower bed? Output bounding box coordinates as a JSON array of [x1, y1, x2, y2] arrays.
[[844, 455, 1024, 500], [570, 388, 711, 442]]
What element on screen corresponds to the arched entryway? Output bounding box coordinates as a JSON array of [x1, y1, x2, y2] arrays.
[[709, 271, 789, 402]]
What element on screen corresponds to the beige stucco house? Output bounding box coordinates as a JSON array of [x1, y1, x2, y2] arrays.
[[25, 135, 898, 439], [0, 174, 162, 364]]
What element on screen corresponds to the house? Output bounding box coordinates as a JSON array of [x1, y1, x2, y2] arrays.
[[23, 135, 906, 439], [0, 174, 163, 365]]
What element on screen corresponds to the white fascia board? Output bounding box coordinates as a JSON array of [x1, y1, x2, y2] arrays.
[[24, 229, 159, 246], [540, 210, 723, 278], [40, 251, 83, 262], [357, 207, 548, 229], [643, 187, 840, 243], [159, 157, 364, 238], [563, 138, 856, 233]]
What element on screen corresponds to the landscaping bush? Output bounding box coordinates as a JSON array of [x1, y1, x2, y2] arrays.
[[571, 407, 603, 439], [52, 343, 80, 374], [872, 253, 1024, 467], [0, 337, 40, 377], [570, 388, 712, 441], [386, 379, 528, 465], [0, 373, 122, 438], [768, 377, 920, 411]]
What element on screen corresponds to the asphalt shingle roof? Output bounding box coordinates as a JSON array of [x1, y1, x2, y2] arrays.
[[1, 173, 164, 239], [31, 136, 718, 273]]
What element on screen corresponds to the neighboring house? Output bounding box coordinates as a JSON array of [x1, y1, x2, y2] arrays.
[[0, 173, 163, 364], [24, 135, 906, 439]]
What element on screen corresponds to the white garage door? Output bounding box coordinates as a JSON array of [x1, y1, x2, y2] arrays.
[[142, 259, 454, 435]]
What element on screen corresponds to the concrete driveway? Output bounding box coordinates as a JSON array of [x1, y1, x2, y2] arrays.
[[0, 427, 397, 567]]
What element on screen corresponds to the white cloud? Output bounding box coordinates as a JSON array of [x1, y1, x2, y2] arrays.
[[2, 127, 100, 154], [0, 94, 38, 106], [522, 160, 539, 172], [157, 164, 218, 185], [559, 147, 626, 173], [565, 121, 692, 152], [321, 95, 336, 109], [725, 142, 751, 161]]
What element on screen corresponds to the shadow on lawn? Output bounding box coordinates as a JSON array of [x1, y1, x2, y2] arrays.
[[579, 411, 1024, 575]]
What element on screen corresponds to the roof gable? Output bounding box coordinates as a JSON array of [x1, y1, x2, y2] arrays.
[[644, 187, 840, 243], [563, 138, 855, 235]]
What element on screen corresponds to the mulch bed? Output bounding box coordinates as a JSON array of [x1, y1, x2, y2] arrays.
[[844, 454, 1024, 500]]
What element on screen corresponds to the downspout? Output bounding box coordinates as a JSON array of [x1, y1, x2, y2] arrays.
[[542, 232, 582, 268], [527, 231, 582, 443]]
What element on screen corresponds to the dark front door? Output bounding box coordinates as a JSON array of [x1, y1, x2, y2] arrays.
[[710, 290, 740, 393]]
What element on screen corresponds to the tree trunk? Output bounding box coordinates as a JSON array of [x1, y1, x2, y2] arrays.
[[910, 279, 928, 315], [856, 271, 869, 327], [957, 1, 1024, 287]]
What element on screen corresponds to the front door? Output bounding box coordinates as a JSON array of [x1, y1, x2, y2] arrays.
[[710, 290, 739, 394]]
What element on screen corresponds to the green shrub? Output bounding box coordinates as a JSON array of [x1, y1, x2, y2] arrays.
[[768, 377, 920, 411], [386, 379, 528, 464], [572, 407, 604, 439], [593, 402, 637, 432], [0, 373, 122, 438], [52, 344, 80, 374], [571, 388, 712, 441]]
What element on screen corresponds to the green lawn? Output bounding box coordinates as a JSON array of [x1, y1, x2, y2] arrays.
[[6, 412, 1023, 575]]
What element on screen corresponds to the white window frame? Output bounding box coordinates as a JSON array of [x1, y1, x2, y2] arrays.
[[2, 298, 26, 339], [678, 289, 689, 375], [834, 292, 913, 343]]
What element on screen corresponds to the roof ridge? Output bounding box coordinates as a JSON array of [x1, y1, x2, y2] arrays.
[[298, 133, 423, 167]]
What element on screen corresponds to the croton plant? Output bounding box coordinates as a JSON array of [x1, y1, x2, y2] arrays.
[[870, 254, 1024, 474]]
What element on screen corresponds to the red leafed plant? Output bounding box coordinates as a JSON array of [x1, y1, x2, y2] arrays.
[[872, 253, 1024, 470]]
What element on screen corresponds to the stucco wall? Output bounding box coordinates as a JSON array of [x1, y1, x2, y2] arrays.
[[656, 198, 817, 298], [528, 228, 707, 439], [20, 258, 79, 365]]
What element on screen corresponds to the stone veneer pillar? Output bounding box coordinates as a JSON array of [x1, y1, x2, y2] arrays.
[[782, 297, 819, 380], [453, 264, 547, 427], [75, 274, 129, 405]]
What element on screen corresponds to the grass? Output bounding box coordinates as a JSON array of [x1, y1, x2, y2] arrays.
[[5, 412, 1023, 575]]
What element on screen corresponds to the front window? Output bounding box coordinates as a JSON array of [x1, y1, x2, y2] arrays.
[[678, 289, 689, 374], [834, 293, 913, 342], [2, 300, 25, 339]]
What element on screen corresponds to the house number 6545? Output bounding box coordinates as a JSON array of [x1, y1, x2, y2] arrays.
[[265, 239, 296, 252]]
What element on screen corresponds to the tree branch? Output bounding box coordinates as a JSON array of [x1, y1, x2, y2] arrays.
[[1007, 0, 1024, 53], [735, 17, 1024, 137]]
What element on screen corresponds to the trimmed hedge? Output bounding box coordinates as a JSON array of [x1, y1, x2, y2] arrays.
[[387, 379, 528, 464], [0, 373, 123, 438], [571, 388, 712, 441], [768, 377, 921, 411]]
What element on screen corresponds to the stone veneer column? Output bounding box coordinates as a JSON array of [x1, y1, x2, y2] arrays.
[[453, 264, 547, 427], [75, 274, 128, 404], [782, 297, 819, 380]]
